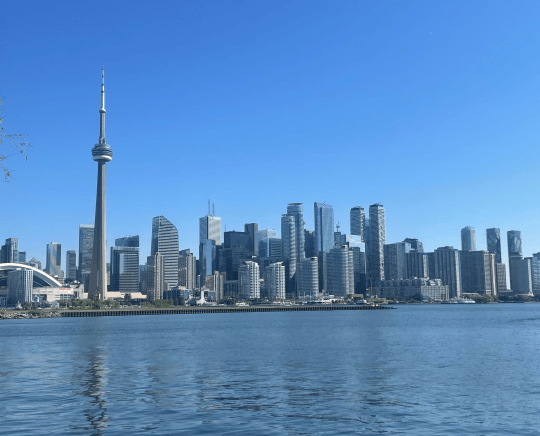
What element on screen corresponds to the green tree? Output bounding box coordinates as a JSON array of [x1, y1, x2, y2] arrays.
[[0, 99, 32, 182]]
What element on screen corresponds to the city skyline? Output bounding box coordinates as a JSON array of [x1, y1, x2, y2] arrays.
[[2, 1, 540, 268]]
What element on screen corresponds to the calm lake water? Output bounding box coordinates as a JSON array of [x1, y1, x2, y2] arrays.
[[1, 304, 540, 435]]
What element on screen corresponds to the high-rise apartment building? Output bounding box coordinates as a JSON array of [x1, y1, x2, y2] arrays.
[[110, 236, 140, 293], [151, 216, 179, 288], [406, 251, 429, 279], [7, 268, 33, 304], [239, 261, 260, 299], [349, 244, 367, 294], [66, 250, 77, 281], [45, 242, 62, 277], [486, 228, 502, 264], [78, 225, 94, 290], [325, 245, 354, 297], [496, 263, 508, 293], [281, 214, 297, 298], [531, 253, 540, 296], [178, 249, 197, 290], [287, 203, 305, 261], [296, 257, 319, 299], [384, 242, 411, 280], [368, 203, 385, 283], [460, 251, 497, 296], [146, 252, 164, 301], [461, 226, 477, 251], [1, 238, 19, 264], [350, 206, 365, 241], [264, 262, 286, 300], [433, 246, 462, 298], [507, 230, 525, 293]]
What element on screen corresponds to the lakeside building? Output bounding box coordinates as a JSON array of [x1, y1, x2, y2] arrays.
[[264, 262, 286, 300], [459, 250, 497, 296], [368, 203, 385, 284], [377, 278, 449, 301], [296, 257, 319, 299], [78, 225, 94, 291], [66, 250, 77, 281], [152, 216, 179, 288], [178, 249, 197, 290], [238, 261, 260, 299]]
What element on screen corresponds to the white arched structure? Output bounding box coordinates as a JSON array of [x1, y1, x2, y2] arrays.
[[0, 263, 62, 287]]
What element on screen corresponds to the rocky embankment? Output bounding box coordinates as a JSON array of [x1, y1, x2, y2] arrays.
[[0, 310, 63, 320]]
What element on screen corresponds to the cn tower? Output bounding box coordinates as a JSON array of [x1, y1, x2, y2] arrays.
[[88, 67, 113, 299]]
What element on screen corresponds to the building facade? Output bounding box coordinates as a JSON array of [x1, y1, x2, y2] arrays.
[[325, 245, 354, 297], [461, 226, 477, 251], [350, 206, 365, 241], [178, 249, 197, 290], [264, 262, 286, 300], [459, 250, 497, 296], [151, 216, 179, 288], [66, 250, 77, 281], [296, 257, 319, 299], [486, 228, 502, 264], [45, 242, 62, 277], [110, 236, 140, 293], [433, 246, 462, 298], [78, 225, 94, 290], [368, 203, 386, 283], [7, 268, 33, 304], [238, 261, 260, 300]]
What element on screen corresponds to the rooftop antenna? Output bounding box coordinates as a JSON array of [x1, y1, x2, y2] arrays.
[[336, 222, 340, 232], [212, 203, 215, 217], [208, 199, 211, 216]]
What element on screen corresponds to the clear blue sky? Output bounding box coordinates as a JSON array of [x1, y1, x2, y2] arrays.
[[1, 0, 540, 268]]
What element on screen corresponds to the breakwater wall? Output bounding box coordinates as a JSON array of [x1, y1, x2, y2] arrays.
[[62, 304, 392, 317]]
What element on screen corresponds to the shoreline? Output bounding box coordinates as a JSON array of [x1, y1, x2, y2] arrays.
[[0, 304, 391, 320]]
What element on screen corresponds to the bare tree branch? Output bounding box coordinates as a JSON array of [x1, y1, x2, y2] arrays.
[[0, 98, 32, 181]]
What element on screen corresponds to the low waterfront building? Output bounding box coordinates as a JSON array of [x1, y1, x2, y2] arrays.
[[376, 278, 449, 301]]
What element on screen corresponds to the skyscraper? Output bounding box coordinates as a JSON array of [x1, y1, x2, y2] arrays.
[[178, 249, 197, 290], [254, 228, 276, 256], [403, 238, 424, 252], [461, 226, 477, 251], [433, 246, 462, 298], [244, 223, 258, 256], [45, 242, 62, 277], [7, 268, 33, 305], [151, 216, 179, 288], [88, 68, 113, 300], [110, 236, 140, 293], [314, 202, 334, 255], [199, 214, 222, 245], [287, 203, 305, 261], [384, 242, 411, 280], [296, 257, 319, 299], [78, 225, 94, 289], [460, 250, 497, 296], [264, 262, 286, 300], [1, 238, 19, 264], [325, 245, 354, 297], [147, 252, 164, 301], [199, 213, 222, 282], [531, 253, 540, 296], [281, 214, 297, 298], [66, 250, 77, 281], [507, 230, 524, 293], [406, 250, 430, 279], [239, 261, 260, 299], [368, 203, 385, 283], [350, 206, 365, 241], [486, 228, 502, 264]]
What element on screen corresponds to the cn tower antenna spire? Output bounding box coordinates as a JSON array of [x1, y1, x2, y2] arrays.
[[99, 66, 106, 145]]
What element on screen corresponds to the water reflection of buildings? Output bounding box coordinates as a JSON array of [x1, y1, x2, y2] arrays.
[[79, 346, 108, 435]]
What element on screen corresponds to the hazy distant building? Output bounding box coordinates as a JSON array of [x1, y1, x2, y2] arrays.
[[349, 245, 367, 294], [403, 238, 424, 252], [334, 230, 347, 247], [264, 262, 286, 300], [368, 203, 385, 283], [152, 216, 179, 288], [178, 249, 196, 290], [314, 202, 334, 255], [110, 236, 140, 293], [199, 214, 222, 245], [433, 246, 461, 298], [384, 242, 411, 280], [147, 252, 164, 301], [7, 268, 33, 304], [45, 242, 62, 277], [507, 230, 523, 258], [238, 261, 260, 299], [254, 228, 276, 256], [78, 225, 94, 290], [18, 251, 26, 263], [350, 206, 365, 241], [460, 250, 497, 296], [296, 257, 319, 299], [325, 245, 354, 297], [1, 238, 19, 264], [26, 257, 41, 270], [281, 214, 297, 298], [244, 223, 258, 256], [287, 203, 305, 261], [66, 250, 77, 281], [486, 228, 502, 264], [461, 226, 477, 251], [258, 238, 282, 259]]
